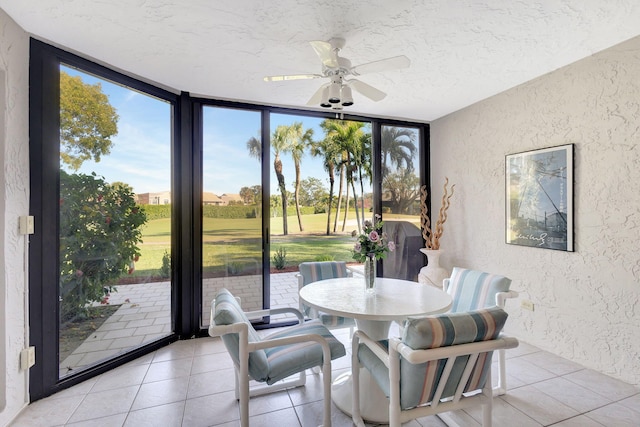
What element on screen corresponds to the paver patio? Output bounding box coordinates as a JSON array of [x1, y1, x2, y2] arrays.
[[59, 272, 300, 377]]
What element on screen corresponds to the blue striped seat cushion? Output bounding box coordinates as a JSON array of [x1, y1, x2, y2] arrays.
[[317, 312, 355, 327], [263, 319, 346, 385], [213, 288, 270, 382], [447, 267, 511, 312], [299, 261, 355, 327], [358, 307, 508, 410], [299, 261, 349, 285]]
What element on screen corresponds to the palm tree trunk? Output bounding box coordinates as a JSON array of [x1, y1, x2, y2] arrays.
[[358, 167, 366, 225], [341, 179, 350, 232], [326, 163, 335, 236], [294, 161, 303, 232], [351, 179, 362, 233], [334, 164, 345, 233], [274, 154, 288, 235]]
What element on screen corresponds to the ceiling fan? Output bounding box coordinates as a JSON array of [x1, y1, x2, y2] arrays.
[[264, 38, 410, 110]]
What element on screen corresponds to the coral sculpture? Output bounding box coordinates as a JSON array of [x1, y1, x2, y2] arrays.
[[420, 177, 455, 249]]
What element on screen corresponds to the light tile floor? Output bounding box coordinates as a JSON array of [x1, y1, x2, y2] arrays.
[[13, 273, 640, 426]]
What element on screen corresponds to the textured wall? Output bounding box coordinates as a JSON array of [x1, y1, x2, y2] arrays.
[[0, 8, 29, 426], [431, 36, 640, 385]]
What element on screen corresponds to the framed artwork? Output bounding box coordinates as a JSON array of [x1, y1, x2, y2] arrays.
[[506, 144, 574, 251]]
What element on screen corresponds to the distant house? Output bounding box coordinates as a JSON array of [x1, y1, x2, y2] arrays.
[[136, 191, 231, 206], [203, 192, 224, 206], [136, 191, 171, 205], [220, 193, 243, 206]]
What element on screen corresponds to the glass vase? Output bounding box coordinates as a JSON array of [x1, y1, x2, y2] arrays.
[[364, 255, 377, 293]]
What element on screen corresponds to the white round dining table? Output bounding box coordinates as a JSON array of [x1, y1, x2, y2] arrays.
[[299, 276, 452, 340], [299, 276, 452, 422]]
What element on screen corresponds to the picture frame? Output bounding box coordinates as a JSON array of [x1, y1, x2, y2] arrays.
[[506, 144, 574, 251]]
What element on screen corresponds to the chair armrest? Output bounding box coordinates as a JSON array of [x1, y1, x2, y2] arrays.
[[496, 290, 519, 308], [243, 307, 304, 323], [391, 336, 519, 365], [250, 332, 331, 355], [210, 320, 332, 368], [209, 318, 332, 355], [352, 330, 392, 369], [208, 320, 249, 338]]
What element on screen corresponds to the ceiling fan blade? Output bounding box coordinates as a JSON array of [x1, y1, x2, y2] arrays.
[[349, 79, 387, 102], [350, 55, 411, 76], [310, 40, 339, 68], [306, 83, 329, 106], [264, 73, 323, 82]]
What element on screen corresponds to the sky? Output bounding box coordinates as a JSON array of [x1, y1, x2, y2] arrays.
[[63, 65, 347, 196]]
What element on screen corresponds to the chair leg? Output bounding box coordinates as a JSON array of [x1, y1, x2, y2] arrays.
[[493, 348, 507, 396], [483, 371, 493, 427], [351, 339, 365, 427], [321, 358, 332, 427], [239, 369, 250, 427], [234, 367, 240, 400]]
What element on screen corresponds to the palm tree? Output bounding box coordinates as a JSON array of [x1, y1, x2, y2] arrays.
[[381, 127, 418, 214], [355, 129, 372, 227], [310, 136, 341, 235], [246, 135, 261, 161], [381, 126, 417, 175], [335, 149, 349, 233], [320, 120, 367, 233], [288, 122, 314, 232], [271, 125, 291, 235]]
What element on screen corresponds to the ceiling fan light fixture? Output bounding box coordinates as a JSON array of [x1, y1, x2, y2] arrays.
[[340, 85, 354, 106], [319, 87, 332, 108], [328, 82, 341, 103]]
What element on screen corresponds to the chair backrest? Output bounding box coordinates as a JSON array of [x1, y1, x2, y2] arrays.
[[212, 288, 269, 382], [399, 306, 508, 410], [298, 261, 349, 286], [445, 267, 511, 312]]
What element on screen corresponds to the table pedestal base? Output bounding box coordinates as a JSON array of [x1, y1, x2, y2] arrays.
[[331, 369, 389, 423]]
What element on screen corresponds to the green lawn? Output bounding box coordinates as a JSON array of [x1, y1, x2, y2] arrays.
[[131, 210, 420, 278]]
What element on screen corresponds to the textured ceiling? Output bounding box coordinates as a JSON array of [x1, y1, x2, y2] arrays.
[[2, 0, 640, 122]]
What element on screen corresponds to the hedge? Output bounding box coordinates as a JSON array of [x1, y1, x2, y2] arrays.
[[142, 204, 317, 220]]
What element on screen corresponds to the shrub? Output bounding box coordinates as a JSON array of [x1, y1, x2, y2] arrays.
[[160, 250, 171, 278], [314, 254, 335, 261], [226, 261, 243, 275], [59, 171, 147, 322], [272, 247, 287, 270]]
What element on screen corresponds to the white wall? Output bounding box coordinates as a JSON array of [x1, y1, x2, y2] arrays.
[[431, 36, 640, 385], [0, 9, 30, 426]]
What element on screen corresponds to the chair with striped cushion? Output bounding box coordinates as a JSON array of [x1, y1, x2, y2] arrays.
[[297, 261, 356, 333], [209, 288, 346, 427], [443, 267, 519, 395], [351, 307, 519, 427]]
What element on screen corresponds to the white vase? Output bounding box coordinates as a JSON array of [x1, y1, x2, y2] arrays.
[[418, 248, 449, 288]]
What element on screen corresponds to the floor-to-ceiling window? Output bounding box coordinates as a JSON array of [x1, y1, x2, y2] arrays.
[[57, 65, 174, 378], [200, 106, 265, 324], [380, 125, 425, 280], [267, 114, 372, 268], [29, 40, 180, 399]]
